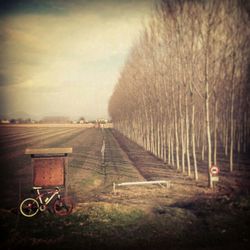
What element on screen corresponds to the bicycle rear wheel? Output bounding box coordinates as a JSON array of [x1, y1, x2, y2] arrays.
[[20, 198, 39, 217], [53, 197, 73, 216]]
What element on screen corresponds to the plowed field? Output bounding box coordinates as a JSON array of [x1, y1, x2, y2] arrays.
[[0, 125, 250, 250]]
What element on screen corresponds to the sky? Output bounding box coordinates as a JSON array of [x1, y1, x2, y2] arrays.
[[0, 0, 154, 120]]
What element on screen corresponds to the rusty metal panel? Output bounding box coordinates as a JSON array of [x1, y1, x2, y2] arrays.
[[33, 158, 65, 187]]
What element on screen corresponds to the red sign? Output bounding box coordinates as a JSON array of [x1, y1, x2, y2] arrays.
[[210, 165, 220, 175]]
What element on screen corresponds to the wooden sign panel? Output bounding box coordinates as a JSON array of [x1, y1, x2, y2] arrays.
[[33, 157, 65, 187], [25, 148, 72, 189]]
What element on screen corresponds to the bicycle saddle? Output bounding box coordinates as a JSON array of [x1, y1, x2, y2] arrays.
[[32, 186, 42, 190]]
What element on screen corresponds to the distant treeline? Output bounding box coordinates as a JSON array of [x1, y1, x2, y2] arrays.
[[0, 117, 111, 124], [109, 0, 250, 187]]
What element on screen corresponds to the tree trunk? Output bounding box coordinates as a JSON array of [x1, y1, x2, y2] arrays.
[[230, 85, 235, 172], [174, 100, 180, 171], [179, 89, 185, 174], [213, 99, 218, 165], [185, 95, 191, 176], [205, 88, 212, 188], [192, 103, 198, 180], [167, 126, 171, 165]]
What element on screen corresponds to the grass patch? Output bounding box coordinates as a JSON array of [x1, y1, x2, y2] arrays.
[[1, 195, 250, 250], [0, 203, 146, 250]]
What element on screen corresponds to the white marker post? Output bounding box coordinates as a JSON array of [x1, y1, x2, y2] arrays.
[[101, 140, 105, 165]]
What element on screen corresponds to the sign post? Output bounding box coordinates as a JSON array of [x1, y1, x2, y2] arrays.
[[210, 165, 220, 188]]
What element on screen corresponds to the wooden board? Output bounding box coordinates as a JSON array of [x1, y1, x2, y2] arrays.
[[33, 158, 65, 187], [25, 148, 72, 155]]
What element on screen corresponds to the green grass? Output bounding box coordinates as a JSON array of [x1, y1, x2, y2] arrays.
[[0, 203, 191, 249], [1, 194, 250, 250], [1, 203, 147, 250]]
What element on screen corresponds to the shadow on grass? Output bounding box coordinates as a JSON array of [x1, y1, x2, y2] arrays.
[[1, 194, 250, 250]]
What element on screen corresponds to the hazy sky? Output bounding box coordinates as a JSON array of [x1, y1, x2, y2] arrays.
[[0, 0, 154, 120]]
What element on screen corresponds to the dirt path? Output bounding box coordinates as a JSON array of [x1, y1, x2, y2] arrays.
[[85, 129, 250, 212], [67, 128, 145, 206]]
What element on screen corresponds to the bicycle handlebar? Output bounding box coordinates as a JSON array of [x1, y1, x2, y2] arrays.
[[31, 186, 61, 191]]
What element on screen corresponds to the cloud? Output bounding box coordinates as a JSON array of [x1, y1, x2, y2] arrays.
[[0, 73, 7, 86], [0, 0, 154, 118], [0, 0, 69, 16], [0, 72, 27, 87]]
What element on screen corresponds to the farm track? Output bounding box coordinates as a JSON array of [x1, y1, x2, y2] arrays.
[[64, 128, 144, 204], [111, 130, 190, 182], [103, 129, 144, 185], [96, 130, 201, 207], [71, 128, 147, 209], [67, 128, 104, 202]]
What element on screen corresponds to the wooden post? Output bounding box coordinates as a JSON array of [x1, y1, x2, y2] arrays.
[[65, 156, 69, 195], [101, 140, 105, 165], [113, 182, 116, 194]]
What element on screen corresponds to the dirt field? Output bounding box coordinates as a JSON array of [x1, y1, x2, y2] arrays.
[[0, 126, 250, 250]]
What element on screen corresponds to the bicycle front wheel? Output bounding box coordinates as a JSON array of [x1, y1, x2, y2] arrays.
[[19, 198, 39, 217], [53, 197, 73, 216]]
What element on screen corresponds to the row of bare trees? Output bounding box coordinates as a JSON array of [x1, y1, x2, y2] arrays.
[[109, 0, 250, 187]]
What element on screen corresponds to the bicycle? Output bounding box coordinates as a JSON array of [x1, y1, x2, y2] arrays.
[[19, 186, 73, 217]]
